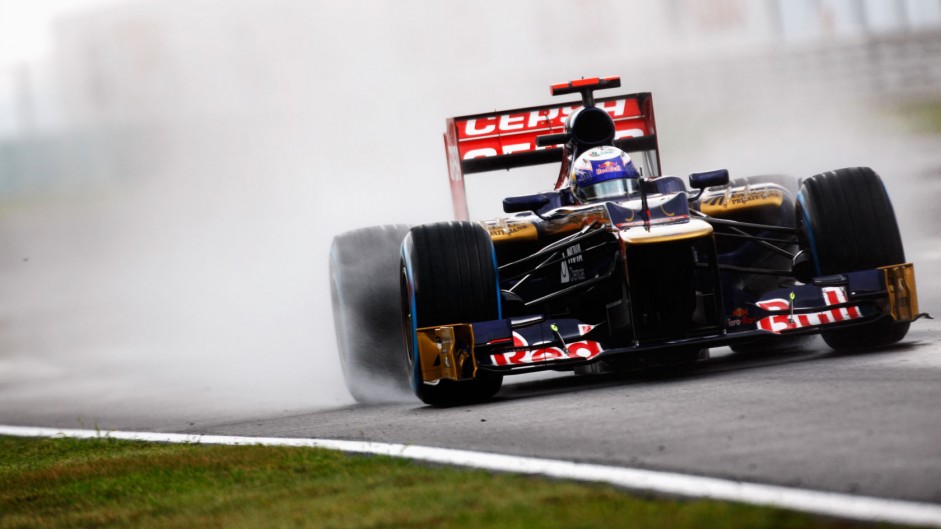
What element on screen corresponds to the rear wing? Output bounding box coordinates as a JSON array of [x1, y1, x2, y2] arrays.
[[444, 92, 660, 220]]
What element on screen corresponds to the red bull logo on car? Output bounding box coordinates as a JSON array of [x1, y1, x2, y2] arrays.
[[755, 287, 862, 333], [490, 325, 603, 366]]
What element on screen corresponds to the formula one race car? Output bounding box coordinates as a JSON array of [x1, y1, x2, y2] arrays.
[[330, 76, 923, 406]]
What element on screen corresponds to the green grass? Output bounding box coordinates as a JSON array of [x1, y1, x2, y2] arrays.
[[895, 98, 941, 135], [0, 435, 908, 529]]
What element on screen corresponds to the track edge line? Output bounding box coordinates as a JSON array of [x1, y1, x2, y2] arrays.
[[1, 424, 939, 527]]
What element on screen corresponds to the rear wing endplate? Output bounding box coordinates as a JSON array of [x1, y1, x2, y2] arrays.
[[444, 92, 660, 220]]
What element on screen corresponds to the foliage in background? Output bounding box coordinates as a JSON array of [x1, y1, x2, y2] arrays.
[[897, 98, 941, 135]]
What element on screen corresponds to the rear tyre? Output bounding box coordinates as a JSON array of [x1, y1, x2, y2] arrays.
[[401, 222, 503, 406], [330, 225, 412, 402], [796, 167, 909, 351]]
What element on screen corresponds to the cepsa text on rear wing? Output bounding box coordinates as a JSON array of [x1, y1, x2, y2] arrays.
[[444, 90, 660, 220]]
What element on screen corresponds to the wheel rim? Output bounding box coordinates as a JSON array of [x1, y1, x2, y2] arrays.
[[796, 191, 822, 276]]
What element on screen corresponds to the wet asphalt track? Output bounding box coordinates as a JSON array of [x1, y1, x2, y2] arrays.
[[3, 318, 940, 504], [176, 321, 941, 504]]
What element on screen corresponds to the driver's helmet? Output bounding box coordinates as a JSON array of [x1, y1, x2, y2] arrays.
[[570, 146, 640, 203]]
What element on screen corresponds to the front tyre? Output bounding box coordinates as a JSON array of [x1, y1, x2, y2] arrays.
[[797, 167, 909, 351], [401, 222, 503, 406]]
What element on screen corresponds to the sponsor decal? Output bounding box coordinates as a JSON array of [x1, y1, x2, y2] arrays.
[[755, 287, 862, 333], [588, 146, 618, 158], [485, 221, 538, 241], [560, 244, 585, 284], [701, 188, 784, 215], [455, 97, 648, 160], [727, 307, 757, 328], [461, 100, 629, 138], [460, 129, 644, 159], [490, 325, 603, 366], [593, 160, 623, 175]]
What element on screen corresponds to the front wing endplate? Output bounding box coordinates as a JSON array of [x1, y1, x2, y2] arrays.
[[416, 324, 476, 383]]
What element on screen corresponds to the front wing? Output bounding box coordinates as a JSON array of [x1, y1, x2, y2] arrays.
[[413, 263, 919, 384]]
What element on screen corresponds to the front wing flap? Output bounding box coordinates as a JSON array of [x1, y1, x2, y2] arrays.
[[744, 263, 918, 334]]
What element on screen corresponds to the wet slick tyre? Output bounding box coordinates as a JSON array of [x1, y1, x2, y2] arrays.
[[330, 225, 411, 403], [401, 222, 503, 406], [797, 167, 909, 351]]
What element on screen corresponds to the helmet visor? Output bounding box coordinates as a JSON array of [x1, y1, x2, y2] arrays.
[[578, 178, 640, 201]]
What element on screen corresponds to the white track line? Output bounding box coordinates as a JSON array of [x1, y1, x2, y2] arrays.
[[2, 425, 940, 527]]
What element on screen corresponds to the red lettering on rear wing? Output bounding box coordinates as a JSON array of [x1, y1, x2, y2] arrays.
[[444, 92, 660, 220]]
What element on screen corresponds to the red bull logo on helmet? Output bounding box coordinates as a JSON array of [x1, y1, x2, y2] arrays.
[[594, 160, 623, 175]]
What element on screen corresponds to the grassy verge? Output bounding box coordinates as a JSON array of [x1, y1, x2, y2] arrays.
[[895, 98, 941, 135], [0, 435, 907, 529]]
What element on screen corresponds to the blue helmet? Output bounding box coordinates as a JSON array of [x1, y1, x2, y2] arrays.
[[570, 146, 640, 202]]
